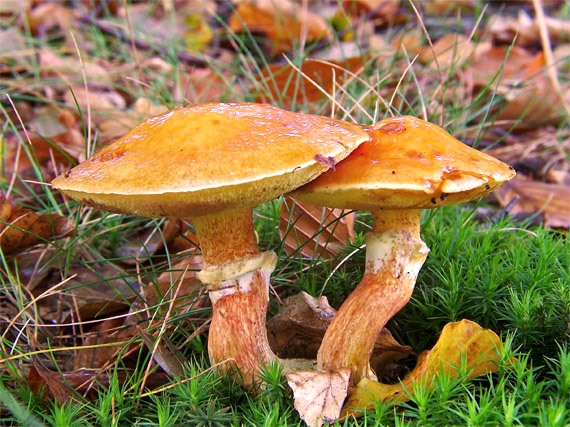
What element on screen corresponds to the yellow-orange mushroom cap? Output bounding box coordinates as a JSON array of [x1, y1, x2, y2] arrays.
[[52, 102, 369, 218], [292, 116, 515, 210]]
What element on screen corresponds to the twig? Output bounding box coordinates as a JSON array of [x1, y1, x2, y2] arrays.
[[532, 0, 570, 118]]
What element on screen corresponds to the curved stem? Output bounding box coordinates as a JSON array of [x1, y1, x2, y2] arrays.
[[317, 209, 428, 385], [192, 208, 277, 387]]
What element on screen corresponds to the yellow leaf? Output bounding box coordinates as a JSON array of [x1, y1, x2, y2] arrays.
[[342, 319, 513, 419], [184, 13, 213, 53]]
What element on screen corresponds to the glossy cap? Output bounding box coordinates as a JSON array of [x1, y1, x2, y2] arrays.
[[52, 103, 368, 218], [291, 116, 516, 210]]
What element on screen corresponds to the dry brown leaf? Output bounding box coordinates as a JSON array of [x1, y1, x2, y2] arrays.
[[495, 174, 570, 229], [341, 319, 512, 419], [342, 0, 400, 23], [2, 107, 86, 176], [0, 196, 74, 255], [135, 253, 207, 314], [25, 3, 77, 45], [28, 364, 169, 404], [488, 10, 570, 47], [177, 66, 241, 104], [469, 45, 535, 87], [496, 52, 570, 128], [229, 0, 331, 55], [0, 0, 31, 14], [267, 291, 411, 374], [254, 57, 366, 107], [28, 364, 76, 405], [418, 34, 475, 70], [279, 197, 355, 259], [39, 49, 111, 86], [287, 368, 351, 427], [425, 0, 477, 14], [38, 264, 139, 323], [64, 84, 126, 114], [268, 291, 337, 359], [98, 98, 169, 142], [74, 317, 138, 370], [0, 28, 33, 68], [139, 328, 186, 377], [117, 218, 184, 264], [468, 45, 569, 128]]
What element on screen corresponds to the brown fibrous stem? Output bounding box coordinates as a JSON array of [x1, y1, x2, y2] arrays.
[[192, 207, 277, 387], [317, 209, 429, 386]]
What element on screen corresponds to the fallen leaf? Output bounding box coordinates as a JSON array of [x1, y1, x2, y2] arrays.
[[38, 263, 139, 323], [279, 197, 355, 260], [267, 292, 411, 375], [425, 0, 477, 14], [0, 28, 34, 68], [28, 364, 169, 404], [177, 64, 241, 104], [488, 10, 570, 47], [184, 13, 213, 53], [74, 316, 138, 370], [287, 368, 351, 427], [28, 364, 76, 405], [229, 0, 331, 55], [117, 219, 184, 264], [342, 0, 400, 23], [468, 45, 535, 87], [268, 292, 337, 359], [39, 49, 111, 86], [98, 98, 169, 142], [495, 174, 570, 229], [496, 52, 570, 128], [64, 84, 126, 113], [418, 34, 475, 70], [0, 196, 75, 255], [0, 0, 31, 14], [134, 253, 207, 317], [254, 57, 366, 107], [341, 319, 512, 419], [139, 328, 186, 377], [25, 3, 77, 46]]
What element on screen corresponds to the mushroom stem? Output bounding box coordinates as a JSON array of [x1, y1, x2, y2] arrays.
[[193, 208, 277, 387], [317, 209, 428, 385]]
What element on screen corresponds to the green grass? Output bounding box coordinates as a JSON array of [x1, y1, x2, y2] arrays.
[[1, 1, 569, 426]]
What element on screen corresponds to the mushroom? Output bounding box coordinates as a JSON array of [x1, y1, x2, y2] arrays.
[[51, 102, 369, 387], [290, 116, 516, 386]]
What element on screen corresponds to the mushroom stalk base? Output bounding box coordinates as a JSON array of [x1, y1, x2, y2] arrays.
[[203, 252, 277, 386], [317, 209, 428, 385]]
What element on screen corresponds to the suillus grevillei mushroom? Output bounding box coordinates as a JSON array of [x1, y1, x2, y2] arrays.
[[290, 116, 516, 386], [51, 102, 369, 387]]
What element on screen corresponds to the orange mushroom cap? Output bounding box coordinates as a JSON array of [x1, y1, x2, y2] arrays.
[[291, 116, 516, 210], [52, 103, 369, 217]]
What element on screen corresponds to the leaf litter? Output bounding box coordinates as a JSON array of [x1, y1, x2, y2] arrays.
[[0, 0, 567, 423]]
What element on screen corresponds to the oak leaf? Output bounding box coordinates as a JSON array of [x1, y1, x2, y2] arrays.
[[287, 368, 350, 427]]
